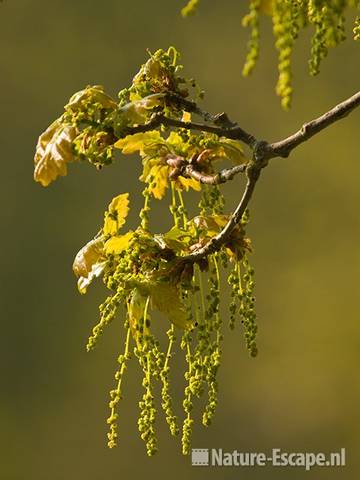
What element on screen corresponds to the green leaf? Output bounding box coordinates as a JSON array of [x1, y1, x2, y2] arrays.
[[103, 193, 130, 236], [33, 118, 78, 186]]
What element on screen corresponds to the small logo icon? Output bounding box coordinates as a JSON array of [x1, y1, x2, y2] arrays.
[[192, 448, 209, 466]]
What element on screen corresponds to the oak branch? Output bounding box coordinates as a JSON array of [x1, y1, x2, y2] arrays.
[[126, 90, 360, 263]]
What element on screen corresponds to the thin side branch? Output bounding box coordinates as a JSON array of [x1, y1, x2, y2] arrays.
[[125, 113, 257, 147], [166, 154, 247, 185], [184, 164, 247, 185], [183, 164, 261, 262]]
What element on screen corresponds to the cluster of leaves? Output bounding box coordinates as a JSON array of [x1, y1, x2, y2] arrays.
[[182, 0, 360, 109], [71, 187, 256, 455], [33, 48, 258, 456], [34, 47, 200, 186]]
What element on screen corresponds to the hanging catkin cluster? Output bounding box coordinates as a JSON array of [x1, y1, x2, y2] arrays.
[[183, 0, 360, 108], [33, 0, 360, 459], [33, 48, 259, 456]]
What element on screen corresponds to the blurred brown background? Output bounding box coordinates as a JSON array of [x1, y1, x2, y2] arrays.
[[1, 1, 359, 479]]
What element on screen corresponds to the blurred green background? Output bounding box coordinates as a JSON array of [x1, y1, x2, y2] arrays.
[[1, 1, 359, 479]]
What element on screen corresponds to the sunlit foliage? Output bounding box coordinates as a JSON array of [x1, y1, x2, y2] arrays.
[[34, 0, 359, 457], [34, 48, 258, 456]]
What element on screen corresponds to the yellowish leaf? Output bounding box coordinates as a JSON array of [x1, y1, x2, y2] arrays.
[[114, 131, 161, 154], [150, 283, 190, 329], [117, 94, 165, 126], [193, 214, 228, 232], [66, 85, 117, 112], [166, 130, 186, 149], [104, 231, 134, 255], [217, 139, 246, 164], [103, 193, 130, 236], [34, 119, 78, 187], [72, 238, 105, 294], [147, 164, 170, 199], [177, 176, 201, 192], [181, 111, 192, 122]]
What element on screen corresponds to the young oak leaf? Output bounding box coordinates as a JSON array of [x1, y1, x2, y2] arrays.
[[72, 237, 105, 294], [142, 160, 200, 200], [103, 193, 130, 236], [114, 131, 162, 154], [104, 231, 135, 255], [160, 226, 193, 253], [150, 282, 190, 330], [34, 119, 78, 187], [217, 138, 246, 164], [191, 214, 228, 238], [177, 176, 201, 192], [65, 85, 117, 114], [131, 48, 183, 96], [73, 193, 131, 293], [143, 163, 170, 199], [117, 94, 165, 127]]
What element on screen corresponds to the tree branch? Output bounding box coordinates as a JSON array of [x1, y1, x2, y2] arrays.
[[184, 164, 247, 185], [267, 90, 360, 159], [165, 154, 247, 185], [178, 90, 360, 264], [125, 91, 360, 159], [124, 90, 360, 265], [125, 113, 257, 148], [183, 163, 261, 262]]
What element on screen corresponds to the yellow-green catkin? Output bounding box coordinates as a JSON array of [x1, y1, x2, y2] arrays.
[[136, 298, 158, 456], [202, 254, 222, 427], [228, 260, 243, 330], [86, 290, 123, 351], [240, 256, 258, 357], [242, 0, 261, 77], [308, 0, 347, 75], [199, 184, 225, 216], [190, 266, 208, 401], [160, 326, 180, 436], [181, 0, 199, 17], [180, 275, 202, 455], [139, 183, 152, 231], [273, 0, 300, 110], [354, 9, 360, 40], [107, 321, 132, 448], [181, 329, 194, 455]]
